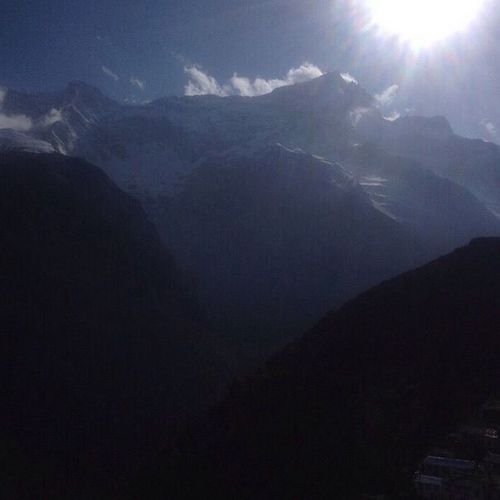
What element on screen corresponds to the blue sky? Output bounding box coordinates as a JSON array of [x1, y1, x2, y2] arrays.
[[1, 0, 500, 141]]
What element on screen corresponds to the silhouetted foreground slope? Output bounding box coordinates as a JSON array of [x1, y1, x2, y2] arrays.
[[142, 238, 500, 499], [0, 152, 227, 498]]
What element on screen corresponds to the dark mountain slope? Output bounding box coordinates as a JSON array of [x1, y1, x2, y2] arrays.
[[380, 118, 500, 217], [2, 77, 500, 367], [344, 143, 500, 253], [147, 238, 500, 499], [156, 144, 428, 345], [0, 152, 227, 498]]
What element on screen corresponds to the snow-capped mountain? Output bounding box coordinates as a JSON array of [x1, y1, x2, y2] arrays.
[[344, 142, 499, 252], [1, 73, 499, 216], [1, 73, 375, 197], [380, 122, 500, 217], [1, 73, 499, 340]]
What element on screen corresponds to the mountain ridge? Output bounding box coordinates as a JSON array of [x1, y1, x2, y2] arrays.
[[1, 73, 499, 350]]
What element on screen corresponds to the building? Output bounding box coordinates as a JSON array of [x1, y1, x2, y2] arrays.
[[421, 456, 479, 479], [415, 456, 485, 499], [414, 473, 443, 499]]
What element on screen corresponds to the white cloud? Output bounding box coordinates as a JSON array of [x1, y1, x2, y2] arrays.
[[0, 114, 33, 131], [184, 62, 324, 97], [40, 108, 63, 127], [102, 65, 119, 82], [0, 87, 6, 107], [230, 74, 278, 97], [0, 86, 33, 131], [349, 107, 372, 126], [374, 84, 402, 122], [231, 63, 324, 97], [480, 119, 499, 142], [341, 73, 358, 84], [384, 110, 401, 121], [184, 66, 230, 96], [375, 84, 399, 106], [130, 77, 145, 91], [283, 63, 324, 85]]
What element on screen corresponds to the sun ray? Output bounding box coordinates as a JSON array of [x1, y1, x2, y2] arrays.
[[366, 0, 484, 47]]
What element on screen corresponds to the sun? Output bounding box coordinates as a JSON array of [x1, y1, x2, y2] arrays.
[[366, 0, 484, 47]]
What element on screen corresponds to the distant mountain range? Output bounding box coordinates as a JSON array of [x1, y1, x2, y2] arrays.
[[2, 73, 500, 214], [1, 73, 499, 344]]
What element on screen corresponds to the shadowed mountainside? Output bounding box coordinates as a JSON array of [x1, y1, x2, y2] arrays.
[[156, 144, 432, 342], [138, 237, 500, 499], [1, 76, 500, 351], [0, 152, 228, 498]]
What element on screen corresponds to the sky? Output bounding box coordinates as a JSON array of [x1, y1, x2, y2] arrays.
[[1, 0, 500, 142]]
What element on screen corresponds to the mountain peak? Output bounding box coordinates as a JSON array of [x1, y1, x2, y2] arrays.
[[262, 71, 372, 110], [65, 80, 103, 94], [390, 114, 454, 140], [269, 71, 349, 96], [64, 80, 116, 109]]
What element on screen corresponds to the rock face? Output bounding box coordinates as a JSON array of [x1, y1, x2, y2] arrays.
[[0, 152, 227, 498], [145, 238, 500, 499]]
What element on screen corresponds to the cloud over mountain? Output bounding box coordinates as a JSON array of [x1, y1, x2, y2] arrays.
[[130, 76, 145, 90], [184, 62, 324, 97], [0, 114, 33, 131], [481, 118, 499, 142], [40, 108, 63, 127], [374, 83, 401, 121], [102, 65, 119, 81], [375, 83, 399, 106], [0, 87, 33, 131]]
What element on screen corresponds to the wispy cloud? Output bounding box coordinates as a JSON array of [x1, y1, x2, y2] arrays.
[[231, 63, 324, 97], [0, 87, 6, 106], [102, 65, 119, 82], [130, 77, 145, 91], [374, 84, 402, 121], [480, 119, 499, 142], [340, 73, 358, 84], [184, 67, 230, 96], [0, 86, 33, 131], [0, 114, 33, 131], [349, 107, 372, 126], [184, 63, 324, 97], [375, 84, 399, 106], [384, 110, 401, 121], [40, 108, 63, 127]]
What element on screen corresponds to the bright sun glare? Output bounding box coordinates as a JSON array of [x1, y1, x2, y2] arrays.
[[367, 0, 484, 47]]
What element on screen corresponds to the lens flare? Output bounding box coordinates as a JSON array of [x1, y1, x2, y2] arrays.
[[367, 0, 484, 47]]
